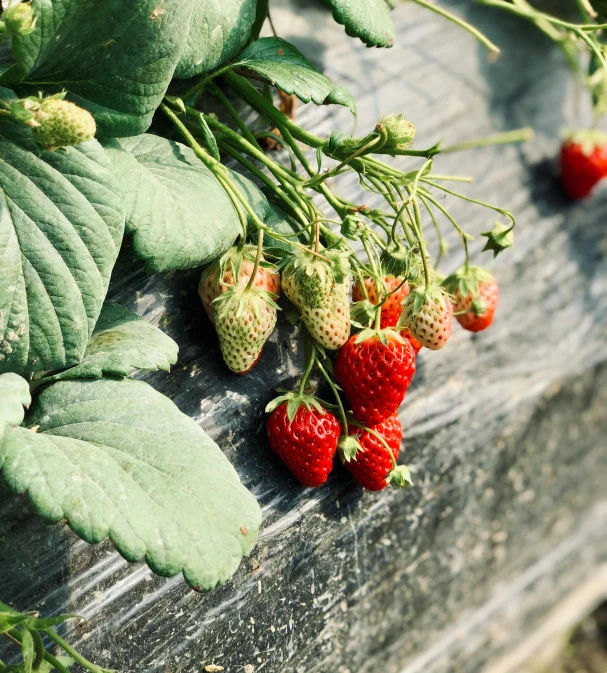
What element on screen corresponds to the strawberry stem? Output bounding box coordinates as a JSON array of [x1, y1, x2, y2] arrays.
[[315, 357, 349, 433], [349, 420, 399, 470], [244, 229, 264, 293]]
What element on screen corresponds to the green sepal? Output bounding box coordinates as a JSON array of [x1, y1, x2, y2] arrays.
[[481, 222, 513, 258], [0, 612, 29, 634], [354, 327, 405, 345], [163, 96, 186, 114], [338, 435, 362, 462], [387, 464, 413, 488], [380, 237, 413, 277], [341, 214, 366, 240], [562, 129, 607, 155], [324, 249, 352, 283], [442, 265, 493, 300], [350, 300, 377, 327], [265, 392, 325, 422], [401, 284, 449, 321]]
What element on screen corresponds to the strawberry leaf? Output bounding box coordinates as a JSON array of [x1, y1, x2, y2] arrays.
[[0, 123, 124, 374], [325, 0, 395, 48], [233, 37, 356, 115], [0, 373, 30, 433], [0, 378, 261, 591], [46, 303, 178, 381], [174, 0, 257, 79]]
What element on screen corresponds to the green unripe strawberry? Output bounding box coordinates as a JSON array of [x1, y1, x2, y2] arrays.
[[380, 114, 416, 154], [282, 252, 334, 309], [31, 98, 96, 150], [3, 1, 37, 36], [283, 272, 351, 350], [213, 286, 278, 374]]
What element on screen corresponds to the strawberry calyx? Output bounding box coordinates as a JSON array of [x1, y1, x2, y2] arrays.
[[354, 326, 406, 347], [387, 464, 413, 489], [265, 391, 326, 423], [442, 265, 494, 304], [562, 129, 607, 156], [399, 283, 449, 321], [338, 435, 363, 462], [481, 222, 514, 258]]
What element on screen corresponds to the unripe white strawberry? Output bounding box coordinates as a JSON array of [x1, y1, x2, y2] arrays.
[[281, 252, 334, 309], [400, 285, 453, 350], [198, 246, 280, 323], [283, 272, 351, 350], [31, 98, 96, 150], [214, 286, 278, 374]]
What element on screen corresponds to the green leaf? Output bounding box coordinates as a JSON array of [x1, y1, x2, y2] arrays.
[[47, 303, 178, 381], [234, 37, 356, 114], [9, 0, 196, 137], [20, 628, 34, 673], [23, 615, 81, 630], [0, 612, 29, 634], [174, 0, 257, 79], [325, 0, 395, 48], [0, 373, 30, 432], [0, 378, 261, 591], [102, 134, 241, 272], [0, 124, 124, 374]]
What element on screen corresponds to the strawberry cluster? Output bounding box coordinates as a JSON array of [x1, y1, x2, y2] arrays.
[[199, 241, 500, 493]]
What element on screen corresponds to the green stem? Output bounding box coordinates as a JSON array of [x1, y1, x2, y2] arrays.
[[477, 0, 607, 68], [4, 630, 72, 673], [421, 180, 515, 226], [407, 193, 431, 289], [439, 127, 534, 153], [183, 64, 236, 101], [297, 335, 317, 396], [43, 629, 114, 673], [209, 83, 263, 150], [217, 141, 308, 226], [244, 229, 264, 292], [316, 358, 348, 432], [349, 420, 398, 469], [419, 190, 471, 267], [411, 0, 500, 54], [31, 630, 45, 670]]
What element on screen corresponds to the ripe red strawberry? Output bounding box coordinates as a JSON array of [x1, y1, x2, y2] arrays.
[[400, 285, 453, 350], [334, 329, 416, 427], [352, 275, 410, 328], [443, 266, 498, 333], [560, 132, 607, 200], [266, 395, 341, 487], [199, 246, 280, 323], [403, 330, 422, 354], [343, 415, 411, 491]]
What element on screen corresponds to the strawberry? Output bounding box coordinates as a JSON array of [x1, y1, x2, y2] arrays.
[[199, 246, 280, 323], [213, 285, 278, 374], [266, 395, 341, 487], [352, 275, 410, 329], [400, 284, 453, 350], [334, 329, 416, 427], [443, 266, 498, 333], [342, 415, 411, 491], [29, 96, 96, 150], [403, 330, 422, 354], [281, 252, 334, 308], [560, 131, 607, 200], [283, 273, 350, 350]]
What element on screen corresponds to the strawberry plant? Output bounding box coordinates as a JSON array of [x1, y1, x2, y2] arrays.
[[0, 0, 534, 666], [478, 0, 607, 198]]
